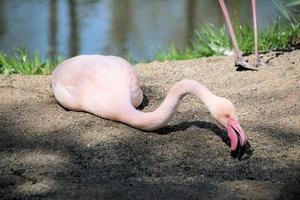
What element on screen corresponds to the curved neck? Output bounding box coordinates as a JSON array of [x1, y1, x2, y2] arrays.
[[119, 79, 216, 131]]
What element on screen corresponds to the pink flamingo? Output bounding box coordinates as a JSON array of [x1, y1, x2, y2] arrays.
[[51, 55, 248, 158], [219, 0, 265, 70]]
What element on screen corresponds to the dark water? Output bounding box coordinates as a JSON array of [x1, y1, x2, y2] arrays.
[[0, 0, 294, 61]]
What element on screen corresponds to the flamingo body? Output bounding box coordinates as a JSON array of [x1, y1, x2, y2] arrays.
[[51, 55, 248, 158], [52, 55, 143, 120]]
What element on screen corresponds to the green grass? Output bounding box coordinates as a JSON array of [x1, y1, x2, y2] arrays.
[[155, 22, 300, 61], [0, 49, 61, 75], [273, 0, 300, 23], [0, 22, 299, 75]]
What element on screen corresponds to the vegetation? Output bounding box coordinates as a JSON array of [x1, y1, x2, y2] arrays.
[[155, 0, 300, 61], [0, 0, 299, 74], [0, 49, 61, 75], [0, 22, 299, 74], [1, 21, 299, 75], [155, 22, 300, 61], [273, 0, 300, 23]]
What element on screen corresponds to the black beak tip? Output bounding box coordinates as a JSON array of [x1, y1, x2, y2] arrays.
[[231, 149, 239, 159], [231, 142, 252, 161], [230, 126, 252, 161]]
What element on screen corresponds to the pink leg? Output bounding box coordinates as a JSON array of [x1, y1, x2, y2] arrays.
[[219, 0, 257, 70], [218, 0, 242, 59], [252, 0, 265, 67], [252, 0, 259, 63]]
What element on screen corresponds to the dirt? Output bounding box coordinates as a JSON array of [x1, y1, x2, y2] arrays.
[[0, 50, 300, 200]]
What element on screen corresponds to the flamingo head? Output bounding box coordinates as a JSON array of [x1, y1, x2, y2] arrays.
[[209, 97, 249, 159]]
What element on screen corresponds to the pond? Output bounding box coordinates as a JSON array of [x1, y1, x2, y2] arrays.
[[0, 0, 295, 62]]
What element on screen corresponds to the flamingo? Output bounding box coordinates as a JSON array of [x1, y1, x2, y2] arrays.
[[219, 0, 265, 70], [51, 55, 248, 158]]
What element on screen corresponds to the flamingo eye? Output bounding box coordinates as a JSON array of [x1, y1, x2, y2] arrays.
[[225, 114, 230, 118]]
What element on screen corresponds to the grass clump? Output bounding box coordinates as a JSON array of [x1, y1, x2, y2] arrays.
[[155, 22, 300, 61], [155, 44, 195, 61], [0, 49, 61, 75], [0, 22, 299, 75]]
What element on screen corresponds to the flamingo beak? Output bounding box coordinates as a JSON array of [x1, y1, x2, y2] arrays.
[[226, 117, 248, 160]]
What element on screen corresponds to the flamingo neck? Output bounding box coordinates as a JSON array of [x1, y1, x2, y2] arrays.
[[119, 79, 216, 131]]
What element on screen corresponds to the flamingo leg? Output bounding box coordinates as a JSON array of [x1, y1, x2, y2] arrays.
[[219, 0, 258, 70], [252, 0, 266, 67]]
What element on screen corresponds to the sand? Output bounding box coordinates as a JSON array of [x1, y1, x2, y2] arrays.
[[0, 50, 299, 199]]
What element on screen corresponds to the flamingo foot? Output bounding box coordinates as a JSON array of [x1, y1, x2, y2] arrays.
[[235, 57, 259, 71], [254, 59, 267, 68]]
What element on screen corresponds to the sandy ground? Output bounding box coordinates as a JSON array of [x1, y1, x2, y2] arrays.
[[0, 50, 300, 200]]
